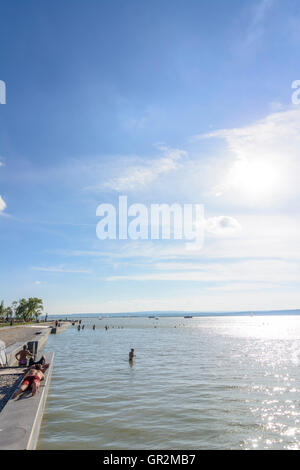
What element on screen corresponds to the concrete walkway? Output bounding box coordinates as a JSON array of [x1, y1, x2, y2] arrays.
[[0, 323, 53, 347], [0, 352, 54, 450]]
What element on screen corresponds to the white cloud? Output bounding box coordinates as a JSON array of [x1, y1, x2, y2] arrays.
[[234, 0, 275, 54], [31, 265, 91, 274], [50, 213, 300, 263], [198, 214, 300, 262], [0, 195, 6, 212], [205, 216, 242, 236], [47, 290, 300, 315], [104, 145, 186, 191], [204, 282, 284, 292], [106, 258, 300, 284], [196, 107, 300, 207], [0, 160, 6, 212]]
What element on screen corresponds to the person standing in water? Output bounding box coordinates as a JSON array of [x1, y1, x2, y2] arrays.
[[129, 348, 135, 361]]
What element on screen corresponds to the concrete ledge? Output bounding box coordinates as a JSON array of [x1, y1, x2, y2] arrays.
[[4, 329, 51, 366], [27, 328, 51, 356], [5, 342, 26, 367], [51, 322, 70, 334], [0, 352, 54, 450]]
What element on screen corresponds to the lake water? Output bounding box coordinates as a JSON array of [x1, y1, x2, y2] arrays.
[[37, 315, 300, 450]]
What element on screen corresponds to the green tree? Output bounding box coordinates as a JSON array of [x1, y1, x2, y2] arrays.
[[26, 297, 43, 321], [11, 298, 44, 323], [15, 298, 29, 322]]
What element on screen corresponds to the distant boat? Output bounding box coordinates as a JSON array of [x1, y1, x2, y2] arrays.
[[155, 317, 159, 320], [184, 315, 193, 319], [98, 316, 103, 320], [148, 316, 155, 318]]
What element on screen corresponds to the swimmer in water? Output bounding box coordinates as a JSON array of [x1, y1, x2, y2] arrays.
[[129, 348, 135, 361]]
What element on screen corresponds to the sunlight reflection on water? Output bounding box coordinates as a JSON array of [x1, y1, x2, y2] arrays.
[[38, 315, 300, 450]]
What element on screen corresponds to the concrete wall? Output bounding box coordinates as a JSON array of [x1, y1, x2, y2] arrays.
[[5, 342, 25, 367], [4, 328, 51, 366], [27, 329, 51, 356], [0, 352, 54, 450], [51, 322, 70, 334]]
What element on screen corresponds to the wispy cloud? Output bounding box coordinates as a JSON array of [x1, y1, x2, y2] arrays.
[[0, 195, 6, 212], [245, 0, 274, 46], [205, 216, 242, 236], [0, 161, 6, 212], [106, 258, 300, 284], [195, 107, 300, 207], [119, 105, 164, 132], [204, 282, 284, 292], [31, 265, 91, 274], [104, 145, 186, 192], [234, 0, 275, 54], [48, 209, 300, 271]]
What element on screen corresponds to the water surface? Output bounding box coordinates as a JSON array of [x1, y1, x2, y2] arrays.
[[38, 316, 300, 449]]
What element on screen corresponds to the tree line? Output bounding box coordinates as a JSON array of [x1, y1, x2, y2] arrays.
[[0, 298, 43, 323]]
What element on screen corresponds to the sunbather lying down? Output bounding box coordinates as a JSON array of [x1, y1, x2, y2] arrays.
[[12, 363, 50, 399]]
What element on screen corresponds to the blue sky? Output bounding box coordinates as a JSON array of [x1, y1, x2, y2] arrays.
[[1, 0, 300, 314]]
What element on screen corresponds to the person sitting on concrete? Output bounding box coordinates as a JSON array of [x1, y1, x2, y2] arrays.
[[13, 363, 49, 399], [15, 346, 34, 367]]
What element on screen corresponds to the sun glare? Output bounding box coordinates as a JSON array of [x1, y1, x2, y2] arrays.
[[227, 157, 282, 202]]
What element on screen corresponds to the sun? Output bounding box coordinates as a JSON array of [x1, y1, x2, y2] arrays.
[[225, 157, 282, 203]]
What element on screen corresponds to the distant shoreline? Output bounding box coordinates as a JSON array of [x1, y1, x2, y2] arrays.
[[45, 309, 300, 319]]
